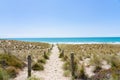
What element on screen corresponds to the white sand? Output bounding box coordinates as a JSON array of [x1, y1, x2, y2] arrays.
[[79, 58, 95, 78], [85, 66, 95, 78], [14, 67, 28, 80], [33, 44, 70, 80], [101, 60, 111, 70], [14, 44, 70, 80]]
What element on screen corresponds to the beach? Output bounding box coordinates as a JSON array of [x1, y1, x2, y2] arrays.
[[0, 39, 120, 80]]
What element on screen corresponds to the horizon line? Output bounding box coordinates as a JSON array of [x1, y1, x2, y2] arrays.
[[1, 36, 120, 39]]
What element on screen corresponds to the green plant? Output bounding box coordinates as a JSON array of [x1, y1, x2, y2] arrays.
[[37, 58, 46, 64], [62, 61, 70, 70], [0, 68, 9, 80], [59, 50, 64, 58], [110, 56, 120, 68], [75, 64, 87, 79], [26, 76, 41, 80], [32, 63, 44, 71], [90, 54, 102, 67], [0, 54, 25, 69], [62, 55, 68, 61], [43, 52, 49, 59], [63, 70, 70, 77], [6, 66, 19, 78]]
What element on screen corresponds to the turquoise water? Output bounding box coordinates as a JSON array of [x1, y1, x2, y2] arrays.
[[3, 37, 120, 43]]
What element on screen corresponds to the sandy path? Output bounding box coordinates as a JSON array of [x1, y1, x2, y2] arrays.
[[14, 44, 70, 80], [33, 44, 70, 80], [13, 67, 28, 80]]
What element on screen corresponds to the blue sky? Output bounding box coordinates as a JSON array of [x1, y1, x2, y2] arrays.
[[0, 0, 120, 38]]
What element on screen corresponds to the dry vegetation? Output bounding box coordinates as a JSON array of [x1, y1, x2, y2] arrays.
[[58, 44, 120, 80], [0, 40, 52, 79]]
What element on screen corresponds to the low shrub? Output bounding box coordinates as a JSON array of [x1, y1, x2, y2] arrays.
[[0, 54, 25, 69], [37, 58, 46, 64], [32, 63, 44, 71], [43, 53, 49, 59], [59, 50, 64, 58]]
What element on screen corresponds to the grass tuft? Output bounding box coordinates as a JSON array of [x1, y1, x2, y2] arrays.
[[32, 63, 44, 71], [37, 58, 46, 64], [0, 68, 9, 80], [0, 54, 25, 69], [63, 70, 70, 77], [6, 66, 19, 78], [43, 52, 49, 59], [26, 76, 41, 80]]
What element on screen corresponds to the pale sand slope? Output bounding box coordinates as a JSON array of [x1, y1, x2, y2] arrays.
[[14, 44, 70, 80]]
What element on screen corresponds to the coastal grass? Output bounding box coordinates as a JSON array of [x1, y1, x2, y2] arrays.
[[0, 68, 9, 80], [0, 53, 24, 78], [0, 40, 51, 61], [26, 76, 41, 80], [32, 62, 44, 71], [6, 66, 19, 78], [58, 44, 120, 79], [37, 58, 46, 64], [63, 70, 71, 77], [0, 40, 52, 79], [0, 53, 25, 69]]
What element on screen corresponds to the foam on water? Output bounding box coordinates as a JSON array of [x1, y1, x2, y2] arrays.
[[2, 37, 120, 44]]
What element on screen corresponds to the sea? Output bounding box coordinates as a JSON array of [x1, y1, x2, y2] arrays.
[[2, 37, 120, 44]]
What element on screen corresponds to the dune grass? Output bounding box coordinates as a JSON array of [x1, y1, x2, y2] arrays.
[[0, 68, 9, 80], [6, 66, 19, 78], [37, 58, 46, 64], [0, 53, 24, 78], [26, 76, 41, 80], [0, 53, 25, 69], [0, 40, 52, 79], [32, 62, 44, 71], [58, 44, 120, 79], [63, 70, 71, 77]]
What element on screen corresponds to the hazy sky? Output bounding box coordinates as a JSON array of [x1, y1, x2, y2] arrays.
[[0, 0, 120, 38]]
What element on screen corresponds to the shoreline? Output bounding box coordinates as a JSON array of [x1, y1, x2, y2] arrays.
[[48, 42, 120, 44], [1, 39, 120, 44], [0, 37, 120, 44]]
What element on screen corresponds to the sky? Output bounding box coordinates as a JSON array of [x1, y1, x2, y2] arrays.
[[0, 0, 120, 38]]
